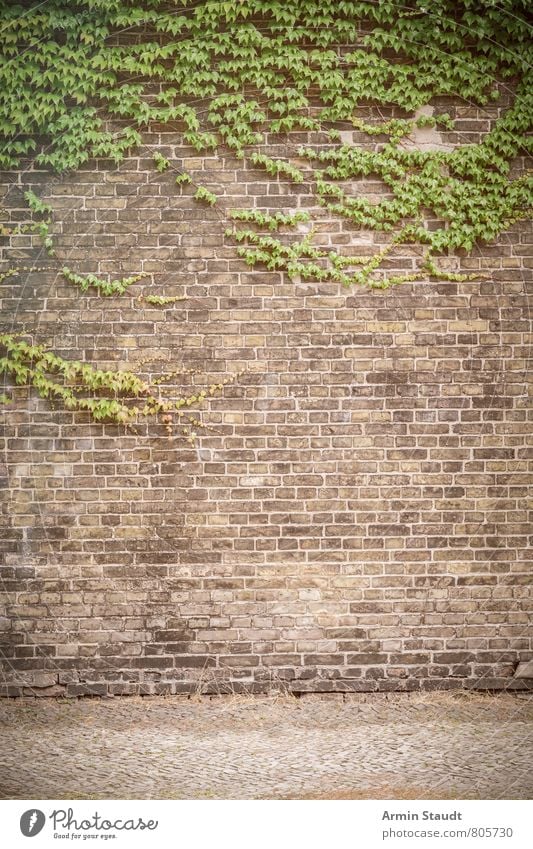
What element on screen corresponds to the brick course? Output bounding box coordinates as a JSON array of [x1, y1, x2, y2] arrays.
[[0, 96, 532, 696]]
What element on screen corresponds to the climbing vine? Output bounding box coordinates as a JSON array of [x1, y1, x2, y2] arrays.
[[0, 190, 56, 256], [140, 294, 186, 306], [61, 266, 149, 296], [0, 0, 531, 429], [0, 1, 530, 171], [229, 209, 310, 231], [194, 185, 218, 206]]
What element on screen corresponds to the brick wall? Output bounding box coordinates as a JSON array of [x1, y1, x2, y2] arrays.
[[1, 94, 532, 696]]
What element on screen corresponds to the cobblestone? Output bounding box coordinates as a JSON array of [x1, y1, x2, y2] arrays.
[[0, 692, 531, 800]]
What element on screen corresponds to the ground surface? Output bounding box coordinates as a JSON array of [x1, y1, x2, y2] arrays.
[[0, 693, 532, 800]]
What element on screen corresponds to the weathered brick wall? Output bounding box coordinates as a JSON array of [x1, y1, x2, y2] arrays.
[[1, 93, 532, 696]]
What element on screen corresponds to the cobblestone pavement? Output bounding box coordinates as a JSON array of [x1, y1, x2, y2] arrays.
[[0, 693, 532, 800]]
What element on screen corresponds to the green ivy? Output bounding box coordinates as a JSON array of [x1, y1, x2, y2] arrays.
[[61, 266, 148, 297], [24, 190, 53, 217], [194, 185, 218, 206], [226, 224, 478, 289], [153, 152, 170, 172], [142, 294, 186, 306], [3, 191, 58, 256], [2, 1, 529, 169], [175, 172, 192, 186], [229, 208, 310, 231], [1, 0, 532, 425], [250, 152, 304, 183], [1, 1, 530, 267]]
